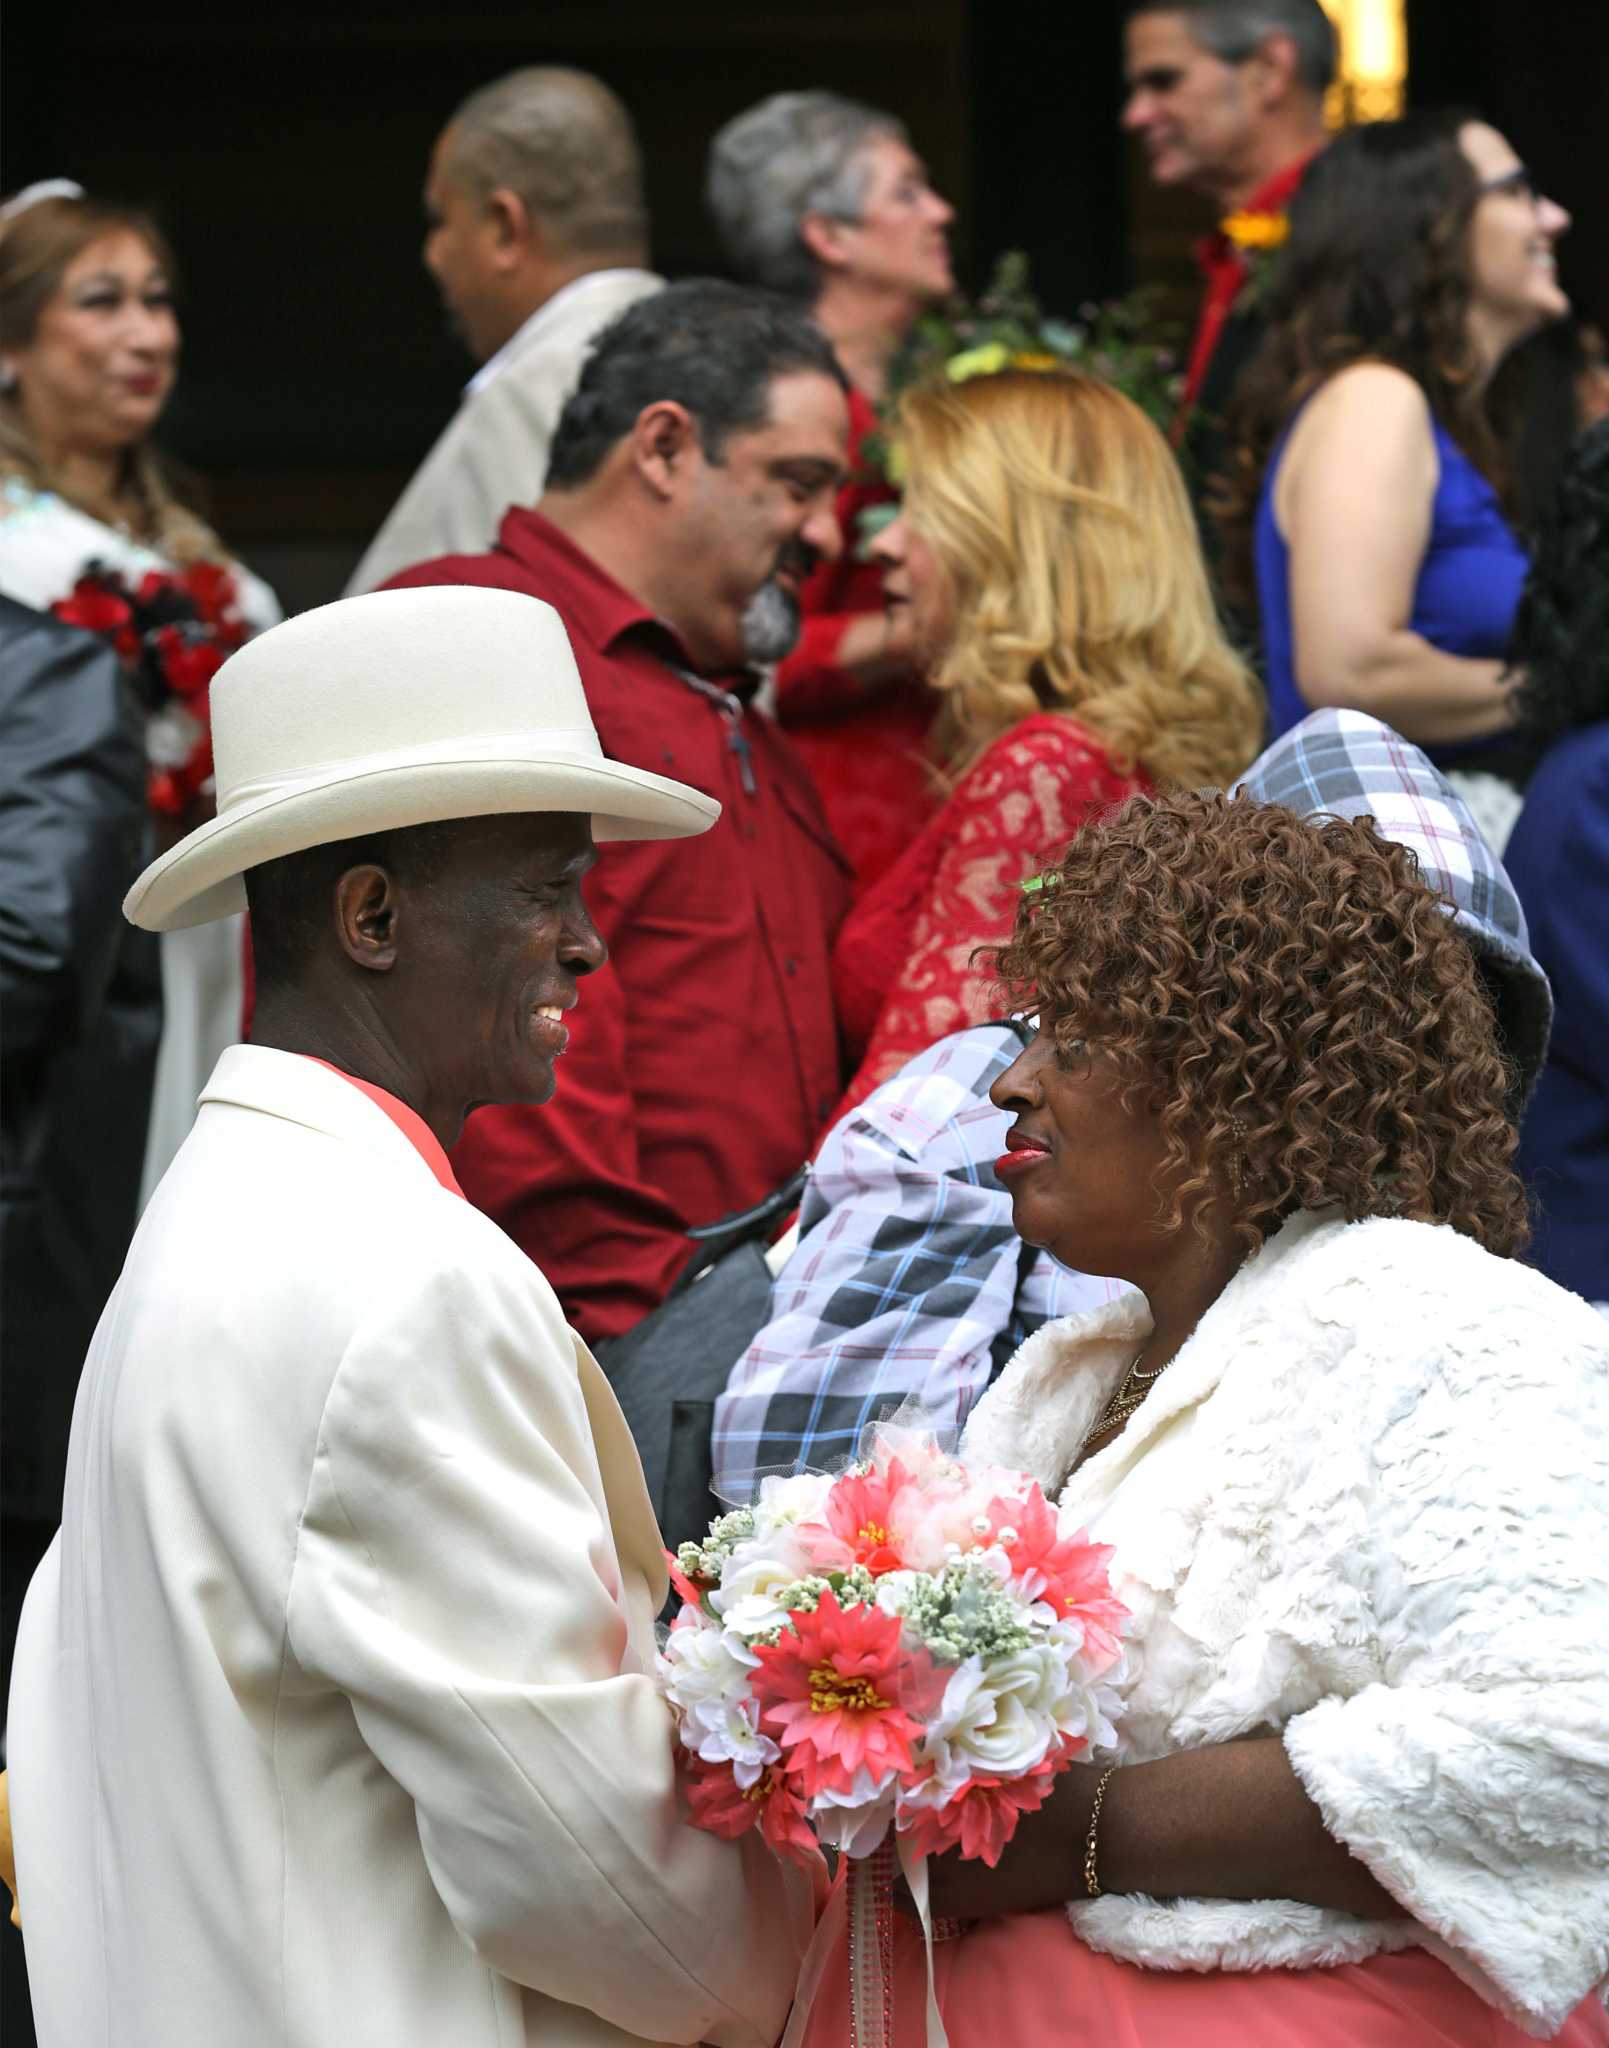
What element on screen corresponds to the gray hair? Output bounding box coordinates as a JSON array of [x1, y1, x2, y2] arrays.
[[1128, 0, 1337, 95], [706, 90, 906, 300], [444, 67, 648, 262]]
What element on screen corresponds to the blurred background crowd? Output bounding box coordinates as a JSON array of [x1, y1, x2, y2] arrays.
[[3, 1, 1608, 2033]]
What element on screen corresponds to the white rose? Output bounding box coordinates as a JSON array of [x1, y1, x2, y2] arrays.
[[710, 1551, 803, 1637], [657, 1616, 757, 1726], [810, 1768, 898, 1858], [1039, 1621, 1128, 1750], [918, 1649, 1059, 1788], [750, 1470, 834, 1544], [690, 1696, 780, 1786]]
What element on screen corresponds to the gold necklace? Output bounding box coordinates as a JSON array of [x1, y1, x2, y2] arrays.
[[1085, 1348, 1170, 1445]]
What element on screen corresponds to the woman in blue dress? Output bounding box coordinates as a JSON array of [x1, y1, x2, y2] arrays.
[[1220, 112, 1571, 836]]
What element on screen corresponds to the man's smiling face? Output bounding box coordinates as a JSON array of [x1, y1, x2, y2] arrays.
[[668, 368, 849, 672], [394, 811, 606, 1121], [1122, 11, 1259, 199]]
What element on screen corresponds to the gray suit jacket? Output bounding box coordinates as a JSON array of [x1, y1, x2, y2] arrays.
[[346, 268, 662, 594]]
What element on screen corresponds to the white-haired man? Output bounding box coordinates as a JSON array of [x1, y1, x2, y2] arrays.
[[347, 69, 661, 593], [6, 587, 814, 2047], [706, 91, 954, 886]]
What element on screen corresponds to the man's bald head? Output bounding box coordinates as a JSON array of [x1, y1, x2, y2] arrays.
[[423, 68, 650, 361], [439, 67, 648, 266]]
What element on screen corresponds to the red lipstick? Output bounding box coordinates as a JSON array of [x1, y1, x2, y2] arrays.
[[995, 1130, 1051, 1177]]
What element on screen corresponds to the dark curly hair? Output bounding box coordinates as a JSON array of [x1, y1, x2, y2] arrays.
[[995, 791, 1529, 1259], [1215, 110, 1497, 605], [1506, 418, 1609, 753], [544, 278, 846, 488]]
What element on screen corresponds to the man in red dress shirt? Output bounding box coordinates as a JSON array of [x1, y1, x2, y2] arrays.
[[384, 282, 853, 1343], [1122, 0, 1333, 475]]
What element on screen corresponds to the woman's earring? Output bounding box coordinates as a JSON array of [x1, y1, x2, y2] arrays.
[[0, 362, 16, 393]]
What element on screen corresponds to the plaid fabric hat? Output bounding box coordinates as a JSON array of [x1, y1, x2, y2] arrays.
[[1237, 708, 1553, 1105]]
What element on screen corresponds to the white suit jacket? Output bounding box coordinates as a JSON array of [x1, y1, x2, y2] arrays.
[[962, 1208, 1609, 2037], [345, 269, 662, 594], [9, 1046, 812, 2047]]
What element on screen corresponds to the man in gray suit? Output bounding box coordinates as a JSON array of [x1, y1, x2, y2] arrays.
[[347, 69, 662, 594]]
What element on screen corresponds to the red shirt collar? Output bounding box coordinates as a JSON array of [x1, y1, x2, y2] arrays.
[[493, 507, 659, 654], [302, 1057, 465, 1198], [491, 505, 760, 700]]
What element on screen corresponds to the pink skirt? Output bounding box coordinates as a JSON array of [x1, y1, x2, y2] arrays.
[[797, 1902, 1609, 2047]]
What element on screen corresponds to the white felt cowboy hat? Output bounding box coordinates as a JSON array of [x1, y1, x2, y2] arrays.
[[125, 585, 719, 932]]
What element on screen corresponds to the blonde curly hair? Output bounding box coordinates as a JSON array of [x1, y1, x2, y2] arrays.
[[894, 366, 1263, 787]]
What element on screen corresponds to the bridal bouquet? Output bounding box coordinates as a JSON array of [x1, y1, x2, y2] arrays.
[[52, 557, 250, 818], [658, 1428, 1127, 2043]]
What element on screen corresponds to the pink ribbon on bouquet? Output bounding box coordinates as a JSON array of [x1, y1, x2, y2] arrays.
[[780, 1841, 950, 2048]]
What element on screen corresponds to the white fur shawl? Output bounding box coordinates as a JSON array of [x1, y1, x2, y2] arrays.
[[960, 1210, 1609, 2036]]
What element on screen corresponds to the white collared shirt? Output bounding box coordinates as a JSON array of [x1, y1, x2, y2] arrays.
[[465, 268, 655, 396]]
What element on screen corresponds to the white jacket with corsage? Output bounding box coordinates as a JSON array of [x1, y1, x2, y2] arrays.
[[959, 1208, 1609, 2039]]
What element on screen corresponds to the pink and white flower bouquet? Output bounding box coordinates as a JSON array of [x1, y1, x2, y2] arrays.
[[657, 1428, 1128, 2044]]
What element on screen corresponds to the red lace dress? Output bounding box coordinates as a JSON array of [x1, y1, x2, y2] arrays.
[[826, 712, 1150, 1132], [773, 385, 938, 895]]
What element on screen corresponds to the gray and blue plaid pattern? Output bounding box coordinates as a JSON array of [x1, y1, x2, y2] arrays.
[[709, 1024, 1125, 1503], [1239, 709, 1552, 1095]]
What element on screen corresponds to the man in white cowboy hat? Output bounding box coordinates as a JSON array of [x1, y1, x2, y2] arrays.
[[5, 585, 815, 2048]]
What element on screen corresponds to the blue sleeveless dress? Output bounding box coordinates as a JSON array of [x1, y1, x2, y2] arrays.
[[1254, 405, 1527, 761]]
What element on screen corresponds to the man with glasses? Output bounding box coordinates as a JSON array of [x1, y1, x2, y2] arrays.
[[1122, 0, 1334, 480]]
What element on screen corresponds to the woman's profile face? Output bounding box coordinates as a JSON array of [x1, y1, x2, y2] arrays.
[[1460, 122, 1570, 357], [989, 1026, 1179, 1280], [868, 505, 954, 666], [10, 229, 179, 459]]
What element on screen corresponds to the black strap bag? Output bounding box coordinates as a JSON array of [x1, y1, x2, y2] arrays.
[[593, 1169, 806, 1552]]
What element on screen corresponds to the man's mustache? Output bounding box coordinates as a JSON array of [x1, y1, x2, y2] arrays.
[[769, 539, 819, 585]]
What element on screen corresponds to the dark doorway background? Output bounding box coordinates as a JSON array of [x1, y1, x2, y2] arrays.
[[4, 0, 1604, 608], [1, 1, 1606, 2039]]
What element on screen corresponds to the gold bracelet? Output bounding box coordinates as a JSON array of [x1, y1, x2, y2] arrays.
[[1082, 1765, 1118, 1899]]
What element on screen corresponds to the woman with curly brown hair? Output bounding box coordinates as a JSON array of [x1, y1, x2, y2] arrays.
[[1223, 113, 1570, 806], [826, 365, 1263, 1124], [797, 790, 1609, 2046]]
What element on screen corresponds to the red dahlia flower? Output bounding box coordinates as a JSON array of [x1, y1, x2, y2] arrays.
[[985, 1489, 1127, 1674], [799, 1457, 920, 1575], [750, 1590, 938, 1798], [682, 1754, 820, 1866], [897, 1751, 1068, 1867]]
